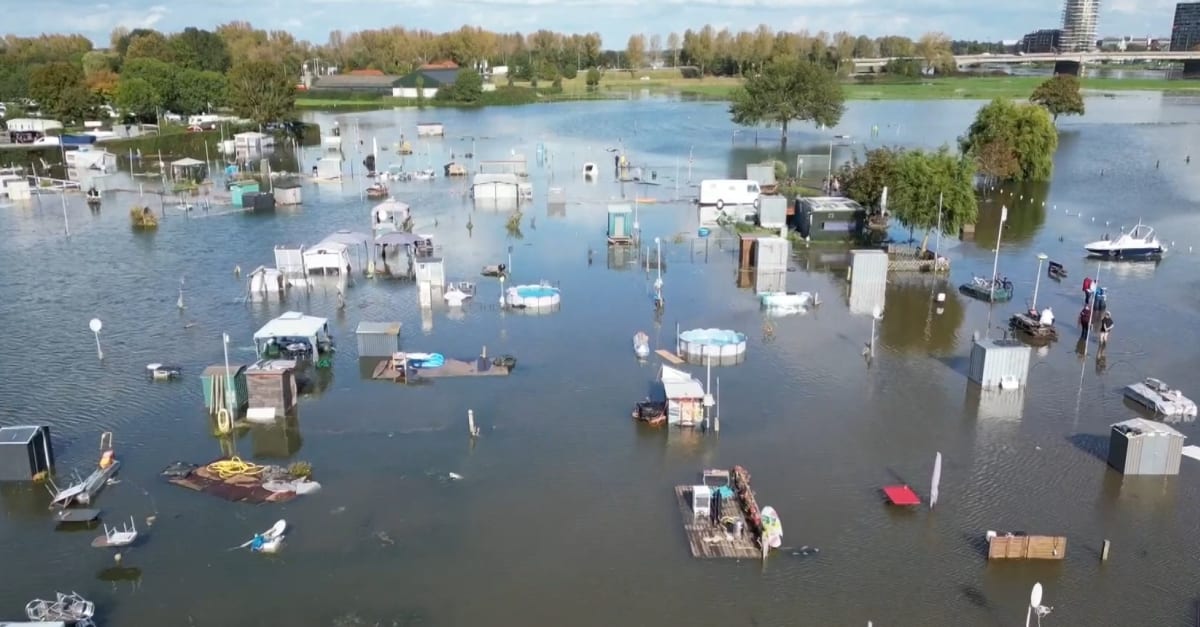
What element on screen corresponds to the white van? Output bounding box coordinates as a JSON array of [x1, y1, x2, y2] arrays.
[[699, 179, 761, 209]]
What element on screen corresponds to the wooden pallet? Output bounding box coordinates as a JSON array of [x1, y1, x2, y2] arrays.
[[674, 485, 760, 559], [656, 349, 685, 365], [988, 534, 1067, 560]]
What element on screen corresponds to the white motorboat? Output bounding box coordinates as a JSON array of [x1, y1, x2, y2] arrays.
[[1085, 222, 1165, 259], [1124, 378, 1197, 419], [633, 331, 650, 358], [412, 168, 436, 181]]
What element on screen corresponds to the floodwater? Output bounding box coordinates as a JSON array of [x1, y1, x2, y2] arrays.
[[2, 93, 1200, 626]]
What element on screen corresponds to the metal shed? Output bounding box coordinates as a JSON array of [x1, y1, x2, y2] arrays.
[[967, 338, 1032, 389], [754, 237, 789, 272], [848, 249, 887, 315], [0, 425, 54, 481], [356, 321, 401, 358], [415, 257, 445, 288], [1107, 417, 1185, 476], [201, 364, 248, 415], [758, 196, 788, 229]]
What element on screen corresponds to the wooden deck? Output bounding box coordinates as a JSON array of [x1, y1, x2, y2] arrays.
[[674, 485, 761, 559], [988, 534, 1067, 560], [370, 357, 511, 382], [656, 349, 685, 365], [162, 460, 296, 504]]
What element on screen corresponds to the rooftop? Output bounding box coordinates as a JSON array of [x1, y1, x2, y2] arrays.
[[313, 74, 400, 89], [1113, 417, 1185, 438], [800, 196, 866, 212], [0, 425, 40, 444], [253, 311, 329, 340]]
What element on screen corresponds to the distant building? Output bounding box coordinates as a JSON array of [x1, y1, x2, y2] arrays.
[[393, 63, 464, 99], [1172, 2, 1200, 51], [1020, 29, 1062, 53], [309, 72, 401, 94], [1061, 0, 1101, 52]]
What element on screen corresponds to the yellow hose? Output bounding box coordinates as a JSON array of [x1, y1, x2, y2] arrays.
[[207, 456, 265, 479]]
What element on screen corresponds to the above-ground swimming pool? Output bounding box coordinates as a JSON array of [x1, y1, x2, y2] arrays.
[[677, 328, 747, 365], [506, 284, 561, 310]]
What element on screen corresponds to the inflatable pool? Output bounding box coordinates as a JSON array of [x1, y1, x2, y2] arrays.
[[677, 328, 747, 365], [406, 352, 445, 368], [506, 284, 561, 309]]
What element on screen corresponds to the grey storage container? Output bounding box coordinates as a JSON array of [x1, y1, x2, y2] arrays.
[[967, 338, 1031, 389], [0, 425, 54, 481], [1107, 417, 1184, 476], [253, 192, 276, 212], [757, 196, 788, 229], [356, 321, 401, 358]]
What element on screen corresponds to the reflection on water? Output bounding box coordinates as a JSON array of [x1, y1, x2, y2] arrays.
[[3, 97, 1200, 626]]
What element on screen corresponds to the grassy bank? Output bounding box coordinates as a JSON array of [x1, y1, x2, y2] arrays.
[[301, 69, 1200, 112]]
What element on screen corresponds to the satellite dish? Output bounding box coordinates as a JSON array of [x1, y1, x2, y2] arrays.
[[1030, 582, 1043, 608], [89, 318, 102, 333]]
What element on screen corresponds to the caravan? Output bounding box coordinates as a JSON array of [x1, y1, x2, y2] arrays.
[[699, 179, 762, 210]]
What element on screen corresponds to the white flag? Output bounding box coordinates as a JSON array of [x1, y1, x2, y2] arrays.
[[930, 452, 943, 509]]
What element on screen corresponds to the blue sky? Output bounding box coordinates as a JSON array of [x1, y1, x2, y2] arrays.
[[8, 0, 1181, 47]]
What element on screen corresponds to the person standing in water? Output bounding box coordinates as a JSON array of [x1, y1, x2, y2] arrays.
[[1099, 311, 1114, 348]]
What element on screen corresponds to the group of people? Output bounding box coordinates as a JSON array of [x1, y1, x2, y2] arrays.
[[1079, 276, 1114, 347]]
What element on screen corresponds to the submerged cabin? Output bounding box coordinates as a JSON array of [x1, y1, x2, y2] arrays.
[[472, 173, 532, 202], [253, 312, 333, 360], [302, 241, 352, 275], [245, 360, 299, 417], [356, 322, 402, 358], [792, 196, 866, 240], [0, 425, 54, 481], [372, 199, 411, 233], [659, 365, 706, 427], [967, 338, 1031, 390], [234, 131, 274, 152], [315, 157, 342, 180], [607, 204, 634, 245]]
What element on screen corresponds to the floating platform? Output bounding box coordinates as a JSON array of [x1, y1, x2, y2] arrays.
[[53, 509, 101, 524], [655, 349, 685, 365], [369, 356, 512, 382], [674, 485, 760, 559], [882, 484, 921, 506], [161, 460, 297, 504], [987, 533, 1066, 560], [1009, 313, 1058, 342]]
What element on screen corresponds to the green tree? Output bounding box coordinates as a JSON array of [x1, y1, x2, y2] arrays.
[[124, 31, 174, 63], [120, 58, 177, 111], [960, 98, 1058, 181], [169, 27, 232, 72], [81, 50, 116, 76], [174, 69, 228, 114], [1030, 74, 1085, 122], [437, 69, 483, 103], [889, 147, 978, 251], [28, 62, 93, 122], [839, 146, 902, 209], [728, 55, 844, 149], [0, 58, 30, 101], [626, 34, 646, 73], [114, 76, 162, 119], [585, 67, 601, 87], [227, 59, 296, 125]]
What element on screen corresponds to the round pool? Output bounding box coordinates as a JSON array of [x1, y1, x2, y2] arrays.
[[677, 328, 747, 365], [506, 284, 561, 310]]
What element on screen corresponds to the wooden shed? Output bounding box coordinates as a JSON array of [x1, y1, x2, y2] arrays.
[[245, 360, 299, 417], [201, 364, 248, 415]]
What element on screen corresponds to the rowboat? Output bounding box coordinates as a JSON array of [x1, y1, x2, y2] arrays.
[[633, 331, 650, 359], [240, 519, 287, 554]]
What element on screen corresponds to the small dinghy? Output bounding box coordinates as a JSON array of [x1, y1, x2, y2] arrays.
[[959, 275, 1013, 303], [91, 516, 138, 548], [761, 505, 783, 550], [239, 519, 287, 554], [633, 331, 650, 358]]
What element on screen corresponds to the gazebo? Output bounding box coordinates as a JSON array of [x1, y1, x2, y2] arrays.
[[320, 230, 371, 272], [170, 157, 206, 181], [253, 311, 333, 360]]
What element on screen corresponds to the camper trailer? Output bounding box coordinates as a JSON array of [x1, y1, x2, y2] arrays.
[[699, 179, 761, 210]]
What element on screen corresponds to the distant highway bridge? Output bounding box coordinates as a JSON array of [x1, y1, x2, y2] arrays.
[[853, 51, 1200, 76]]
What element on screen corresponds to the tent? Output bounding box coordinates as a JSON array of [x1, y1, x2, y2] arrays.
[[253, 311, 331, 358]]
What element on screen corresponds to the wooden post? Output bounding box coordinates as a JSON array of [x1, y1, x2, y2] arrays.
[[467, 410, 478, 437], [1101, 539, 1111, 561]]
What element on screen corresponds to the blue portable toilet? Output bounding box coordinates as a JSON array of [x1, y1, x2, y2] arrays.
[[607, 203, 634, 244]]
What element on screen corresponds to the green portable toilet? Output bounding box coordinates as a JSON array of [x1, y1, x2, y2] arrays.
[[230, 181, 261, 208], [202, 364, 249, 414]]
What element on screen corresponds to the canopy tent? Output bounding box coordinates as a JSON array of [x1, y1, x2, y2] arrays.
[[171, 157, 205, 167], [321, 230, 371, 271], [253, 311, 331, 358], [375, 231, 424, 248]]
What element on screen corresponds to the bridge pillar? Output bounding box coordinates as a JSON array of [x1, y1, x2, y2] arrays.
[[1053, 60, 1082, 76], [1183, 60, 1200, 79]]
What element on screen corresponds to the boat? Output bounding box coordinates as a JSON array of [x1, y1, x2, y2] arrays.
[[958, 275, 1013, 303], [480, 264, 508, 278], [760, 505, 783, 550], [146, 363, 182, 380], [1124, 378, 1197, 419], [49, 435, 119, 509], [632, 399, 667, 425], [412, 168, 436, 181], [444, 282, 474, 307], [25, 591, 95, 623], [243, 519, 287, 553], [91, 517, 138, 548], [1085, 222, 1165, 259], [1009, 308, 1057, 342], [85, 186, 101, 207], [633, 331, 650, 358], [366, 182, 388, 199]]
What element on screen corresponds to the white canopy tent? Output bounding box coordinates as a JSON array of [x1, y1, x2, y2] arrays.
[[253, 311, 332, 358]]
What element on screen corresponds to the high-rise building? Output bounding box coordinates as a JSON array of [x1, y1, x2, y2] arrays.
[[1061, 0, 1101, 52], [1172, 3, 1200, 51], [1020, 29, 1063, 53]]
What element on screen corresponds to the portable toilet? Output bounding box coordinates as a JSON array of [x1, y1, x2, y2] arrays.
[[607, 203, 633, 244], [230, 180, 261, 208], [691, 485, 712, 518]]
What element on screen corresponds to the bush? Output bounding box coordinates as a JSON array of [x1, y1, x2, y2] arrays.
[[586, 67, 601, 87], [560, 65, 578, 80], [480, 86, 538, 106]]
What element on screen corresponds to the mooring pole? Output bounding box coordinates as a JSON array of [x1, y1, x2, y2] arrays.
[[1101, 539, 1111, 561]]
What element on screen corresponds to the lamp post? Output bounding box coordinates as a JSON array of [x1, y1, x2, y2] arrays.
[[1032, 253, 1048, 311], [826, 139, 834, 186], [989, 206, 1008, 301], [870, 305, 883, 358], [222, 332, 233, 414], [89, 318, 103, 360]]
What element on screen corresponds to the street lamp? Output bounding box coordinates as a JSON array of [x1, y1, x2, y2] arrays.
[[89, 318, 103, 360], [1032, 253, 1048, 311], [870, 305, 883, 358], [222, 332, 233, 414], [989, 206, 1008, 301]]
